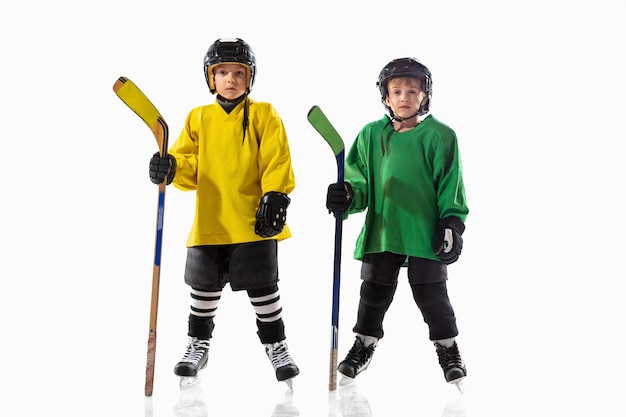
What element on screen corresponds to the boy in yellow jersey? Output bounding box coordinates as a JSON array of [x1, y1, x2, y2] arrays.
[[149, 38, 299, 388]]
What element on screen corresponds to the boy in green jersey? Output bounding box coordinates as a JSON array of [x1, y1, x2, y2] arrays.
[[326, 57, 469, 387]]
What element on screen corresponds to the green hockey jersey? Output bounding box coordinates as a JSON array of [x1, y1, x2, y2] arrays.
[[345, 114, 468, 262]]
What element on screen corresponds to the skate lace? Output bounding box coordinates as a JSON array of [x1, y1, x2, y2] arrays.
[[345, 339, 375, 366], [436, 343, 464, 368], [181, 339, 210, 365], [267, 342, 294, 369]]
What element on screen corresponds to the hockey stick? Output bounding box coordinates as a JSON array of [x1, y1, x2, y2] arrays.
[[113, 76, 169, 397], [307, 105, 345, 391]]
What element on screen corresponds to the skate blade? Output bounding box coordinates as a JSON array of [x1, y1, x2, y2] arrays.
[[450, 377, 466, 393], [284, 378, 294, 390], [179, 376, 202, 390], [339, 375, 355, 386]]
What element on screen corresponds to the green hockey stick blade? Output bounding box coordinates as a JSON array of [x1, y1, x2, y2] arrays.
[[307, 105, 345, 156], [113, 76, 168, 154]]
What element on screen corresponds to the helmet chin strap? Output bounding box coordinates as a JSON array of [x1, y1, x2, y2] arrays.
[[385, 98, 427, 123], [389, 110, 421, 123]]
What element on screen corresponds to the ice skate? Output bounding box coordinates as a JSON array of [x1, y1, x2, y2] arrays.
[[174, 337, 210, 390], [435, 341, 467, 391], [264, 340, 299, 389], [337, 335, 377, 385]]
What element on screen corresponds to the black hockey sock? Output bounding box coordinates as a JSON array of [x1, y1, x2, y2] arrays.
[[353, 281, 397, 339], [188, 314, 215, 340], [410, 281, 458, 340], [256, 319, 286, 344]]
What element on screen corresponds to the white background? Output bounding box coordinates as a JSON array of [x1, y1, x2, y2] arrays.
[[1, 1, 625, 416]]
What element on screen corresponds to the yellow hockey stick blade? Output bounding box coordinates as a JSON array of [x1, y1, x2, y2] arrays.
[[113, 76, 168, 154]]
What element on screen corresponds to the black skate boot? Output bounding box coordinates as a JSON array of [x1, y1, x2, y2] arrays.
[[174, 337, 210, 380], [435, 341, 467, 384], [337, 336, 377, 382], [265, 340, 299, 388]]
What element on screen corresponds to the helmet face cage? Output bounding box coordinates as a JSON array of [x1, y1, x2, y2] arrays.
[[204, 38, 256, 94], [376, 57, 432, 116]]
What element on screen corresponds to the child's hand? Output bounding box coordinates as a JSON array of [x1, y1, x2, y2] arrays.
[[149, 152, 176, 185], [326, 182, 353, 213], [432, 217, 465, 264], [255, 192, 291, 238]]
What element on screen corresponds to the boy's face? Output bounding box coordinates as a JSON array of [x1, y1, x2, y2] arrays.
[[213, 63, 248, 100], [385, 77, 426, 120]]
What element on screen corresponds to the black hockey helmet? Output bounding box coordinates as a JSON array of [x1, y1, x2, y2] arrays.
[[204, 38, 256, 94], [376, 57, 432, 116]]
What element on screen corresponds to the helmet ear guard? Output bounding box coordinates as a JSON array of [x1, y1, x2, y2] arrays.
[[203, 38, 256, 94], [377, 57, 432, 116]]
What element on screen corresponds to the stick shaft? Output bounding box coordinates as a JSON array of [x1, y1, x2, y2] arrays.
[[306, 105, 346, 391], [329, 151, 345, 391], [113, 77, 168, 397], [145, 181, 166, 396]]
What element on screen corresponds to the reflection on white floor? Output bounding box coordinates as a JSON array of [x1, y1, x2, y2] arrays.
[[153, 379, 466, 417], [172, 386, 208, 417], [330, 384, 372, 417], [269, 390, 300, 417]]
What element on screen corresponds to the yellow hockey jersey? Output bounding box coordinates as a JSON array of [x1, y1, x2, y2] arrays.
[[169, 98, 296, 246]]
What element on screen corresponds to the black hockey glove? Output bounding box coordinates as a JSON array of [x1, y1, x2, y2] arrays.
[[432, 216, 465, 265], [149, 152, 176, 185], [255, 191, 291, 238], [326, 182, 353, 213]]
